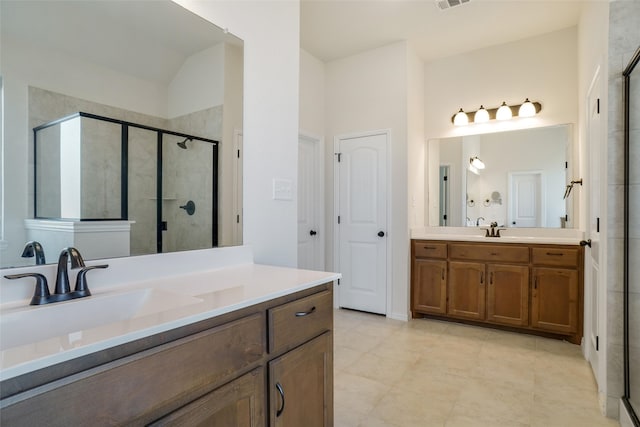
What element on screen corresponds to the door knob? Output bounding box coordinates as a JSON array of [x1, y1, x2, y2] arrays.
[[378, 231, 385, 237], [580, 239, 592, 248], [309, 230, 317, 236]]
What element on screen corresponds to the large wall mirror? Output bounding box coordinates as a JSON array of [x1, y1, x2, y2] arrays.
[[0, 1, 243, 268], [427, 124, 576, 228]]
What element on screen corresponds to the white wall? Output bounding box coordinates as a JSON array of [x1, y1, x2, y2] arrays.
[[168, 43, 225, 118], [299, 49, 326, 138], [176, 0, 301, 267], [422, 27, 579, 227]]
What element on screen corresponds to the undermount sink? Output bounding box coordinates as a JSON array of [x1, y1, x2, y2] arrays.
[[0, 288, 203, 351]]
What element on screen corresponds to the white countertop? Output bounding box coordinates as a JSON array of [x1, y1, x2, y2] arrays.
[[0, 247, 340, 381], [411, 227, 584, 245]]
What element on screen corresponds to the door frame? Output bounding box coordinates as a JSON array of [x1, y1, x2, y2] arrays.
[[298, 130, 325, 270], [333, 129, 392, 315]]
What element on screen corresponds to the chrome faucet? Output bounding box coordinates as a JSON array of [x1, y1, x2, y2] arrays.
[[55, 247, 86, 294], [22, 241, 46, 265], [5, 247, 108, 305], [476, 217, 485, 226]]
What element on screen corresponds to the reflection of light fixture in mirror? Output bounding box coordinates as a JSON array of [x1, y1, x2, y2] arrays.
[[470, 156, 485, 169], [496, 102, 512, 120], [474, 105, 490, 123], [518, 98, 536, 117], [453, 108, 469, 126]]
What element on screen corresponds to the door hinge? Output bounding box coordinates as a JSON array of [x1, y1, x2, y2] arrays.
[[237, 149, 240, 158], [596, 335, 599, 351], [597, 217, 600, 233], [337, 278, 340, 286], [335, 152, 342, 162], [443, 175, 448, 181], [565, 214, 568, 222], [565, 161, 568, 169], [597, 98, 600, 114], [236, 214, 240, 224], [443, 214, 448, 220], [337, 215, 341, 224]]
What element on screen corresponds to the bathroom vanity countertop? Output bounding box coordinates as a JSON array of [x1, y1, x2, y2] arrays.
[[0, 260, 340, 381], [411, 227, 585, 245]]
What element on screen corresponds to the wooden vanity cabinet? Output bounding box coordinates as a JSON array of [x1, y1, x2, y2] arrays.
[[411, 240, 583, 343], [531, 247, 581, 334], [0, 283, 334, 427], [411, 242, 447, 315], [448, 261, 486, 320]]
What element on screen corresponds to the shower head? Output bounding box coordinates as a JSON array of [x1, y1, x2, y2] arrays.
[[177, 137, 191, 150]]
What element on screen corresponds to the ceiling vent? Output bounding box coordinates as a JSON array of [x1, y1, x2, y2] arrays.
[[435, 0, 470, 11]]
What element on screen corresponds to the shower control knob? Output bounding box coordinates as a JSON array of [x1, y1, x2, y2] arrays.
[[309, 230, 317, 236]]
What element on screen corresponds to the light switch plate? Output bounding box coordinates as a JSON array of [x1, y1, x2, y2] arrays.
[[273, 178, 293, 200]]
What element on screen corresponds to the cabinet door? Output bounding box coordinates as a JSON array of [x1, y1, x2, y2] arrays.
[[269, 332, 332, 427], [448, 261, 486, 320], [412, 259, 447, 315], [531, 267, 579, 334], [150, 367, 265, 426], [487, 264, 529, 327]]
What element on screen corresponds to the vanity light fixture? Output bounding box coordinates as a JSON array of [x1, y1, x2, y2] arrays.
[[474, 105, 490, 123], [518, 98, 537, 117], [453, 108, 469, 126], [451, 99, 542, 125], [470, 156, 485, 169], [496, 102, 513, 120]]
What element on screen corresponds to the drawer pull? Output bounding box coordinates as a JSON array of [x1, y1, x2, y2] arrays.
[[295, 306, 316, 317], [546, 252, 564, 256], [276, 382, 285, 417], [490, 252, 499, 256], [423, 246, 437, 250]]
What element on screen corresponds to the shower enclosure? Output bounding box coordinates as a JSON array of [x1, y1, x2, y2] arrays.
[[33, 112, 219, 255], [624, 45, 640, 426]]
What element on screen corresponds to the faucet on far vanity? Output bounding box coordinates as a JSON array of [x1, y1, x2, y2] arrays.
[[484, 221, 506, 238], [4, 247, 109, 305]]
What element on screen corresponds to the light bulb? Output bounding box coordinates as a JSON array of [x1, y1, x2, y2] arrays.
[[474, 105, 490, 123], [453, 108, 469, 126], [518, 98, 536, 117], [496, 102, 512, 120]]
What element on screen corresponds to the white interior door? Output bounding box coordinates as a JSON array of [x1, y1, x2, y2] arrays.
[[586, 68, 604, 390], [297, 133, 324, 270], [335, 131, 387, 315], [509, 172, 543, 227]]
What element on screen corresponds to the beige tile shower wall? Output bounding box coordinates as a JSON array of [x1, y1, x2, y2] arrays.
[[128, 127, 157, 256], [80, 117, 121, 219], [606, 0, 640, 418], [168, 106, 223, 251]]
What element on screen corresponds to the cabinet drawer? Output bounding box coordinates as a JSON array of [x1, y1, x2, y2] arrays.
[[413, 241, 447, 259], [449, 244, 529, 263], [532, 247, 579, 267], [268, 290, 332, 354], [0, 314, 265, 426]]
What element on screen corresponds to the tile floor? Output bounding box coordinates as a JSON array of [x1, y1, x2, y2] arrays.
[[333, 309, 620, 427]]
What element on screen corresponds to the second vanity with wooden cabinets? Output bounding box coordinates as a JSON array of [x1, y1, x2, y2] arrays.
[[411, 235, 584, 344]]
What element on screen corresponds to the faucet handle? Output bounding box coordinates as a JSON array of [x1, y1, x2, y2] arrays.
[[4, 273, 51, 305], [496, 228, 506, 237], [74, 264, 109, 297]]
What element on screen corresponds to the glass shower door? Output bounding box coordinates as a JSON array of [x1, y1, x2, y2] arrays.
[[624, 45, 640, 426]]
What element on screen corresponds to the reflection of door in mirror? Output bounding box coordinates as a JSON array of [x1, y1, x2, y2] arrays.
[[508, 171, 543, 227], [438, 166, 450, 226]]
